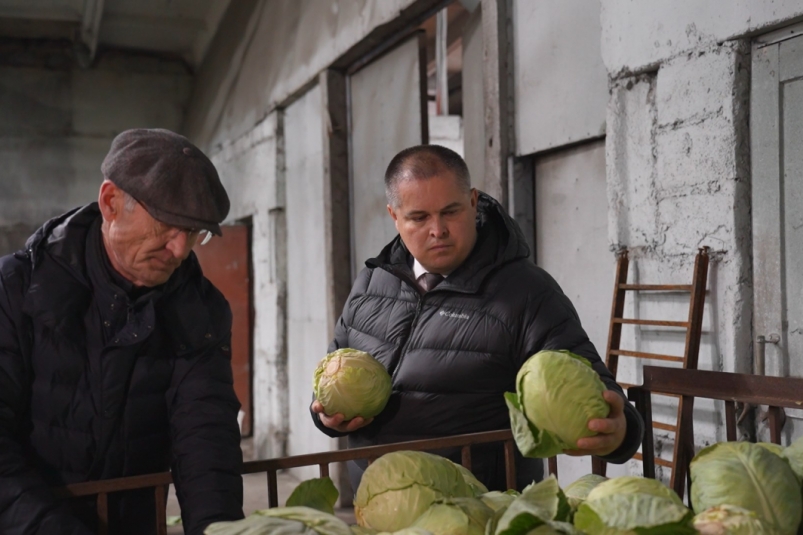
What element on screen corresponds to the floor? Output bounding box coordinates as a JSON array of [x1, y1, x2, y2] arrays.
[[165, 439, 356, 533]]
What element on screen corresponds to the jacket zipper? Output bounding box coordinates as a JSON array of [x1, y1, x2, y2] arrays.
[[391, 297, 424, 382]]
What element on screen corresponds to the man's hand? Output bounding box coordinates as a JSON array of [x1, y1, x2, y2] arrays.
[[311, 400, 373, 433], [563, 390, 627, 457]]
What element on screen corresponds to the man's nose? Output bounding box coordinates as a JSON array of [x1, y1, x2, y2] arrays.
[[429, 217, 448, 238], [165, 232, 193, 259]]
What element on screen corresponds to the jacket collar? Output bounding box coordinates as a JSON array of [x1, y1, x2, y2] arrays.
[[366, 192, 530, 294], [21, 203, 222, 355]]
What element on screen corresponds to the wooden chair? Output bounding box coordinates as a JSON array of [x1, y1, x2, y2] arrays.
[[588, 247, 709, 485], [628, 365, 803, 499]]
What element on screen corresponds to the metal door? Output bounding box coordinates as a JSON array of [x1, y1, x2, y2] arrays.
[[348, 32, 428, 275], [194, 225, 253, 436], [751, 25, 803, 439]]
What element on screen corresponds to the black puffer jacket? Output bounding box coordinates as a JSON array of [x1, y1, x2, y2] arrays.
[[0, 204, 243, 534], [314, 193, 643, 489]]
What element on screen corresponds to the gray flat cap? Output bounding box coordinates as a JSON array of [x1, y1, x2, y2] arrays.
[[101, 128, 230, 235]]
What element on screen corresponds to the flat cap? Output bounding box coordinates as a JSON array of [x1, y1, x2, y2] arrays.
[[101, 128, 230, 235]]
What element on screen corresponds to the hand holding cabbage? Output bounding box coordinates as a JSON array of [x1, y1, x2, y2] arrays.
[[505, 350, 626, 459], [312, 348, 392, 433]]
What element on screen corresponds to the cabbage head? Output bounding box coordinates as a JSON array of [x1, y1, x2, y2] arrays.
[[479, 490, 519, 512], [782, 435, 803, 484], [410, 498, 494, 535], [451, 462, 488, 496], [314, 348, 392, 420], [354, 451, 475, 532], [693, 505, 776, 535], [505, 350, 609, 458], [206, 506, 352, 535], [574, 476, 695, 534], [563, 474, 607, 511], [690, 442, 802, 535], [489, 476, 571, 535]]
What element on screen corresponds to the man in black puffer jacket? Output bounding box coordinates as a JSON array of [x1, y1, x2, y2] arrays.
[[0, 129, 244, 534], [312, 145, 643, 491]]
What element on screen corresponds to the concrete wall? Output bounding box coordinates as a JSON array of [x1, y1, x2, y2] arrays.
[[184, 0, 419, 155], [601, 0, 803, 75], [210, 115, 287, 460], [0, 55, 191, 256], [513, 0, 607, 154], [462, 4, 485, 191], [604, 35, 753, 473], [283, 84, 338, 479]]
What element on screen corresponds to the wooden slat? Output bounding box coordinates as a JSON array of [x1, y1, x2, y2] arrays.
[[619, 382, 681, 398], [461, 445, 472, 471], [319, 463, 329, 478], [154, 485, 167, 535], [267, 470, 279, 508], [633, 452, 673, 468], [619, 284, 692, 292], [97, 492, 108, 535], [609, 349, 684, 363], [653, 421, 677, 432], [504, 440, 516, 490], [613, 318, 690, 328], [642, 367, 803, 408]]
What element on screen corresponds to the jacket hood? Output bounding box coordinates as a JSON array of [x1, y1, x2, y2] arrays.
[[367, 192, 530, 293]]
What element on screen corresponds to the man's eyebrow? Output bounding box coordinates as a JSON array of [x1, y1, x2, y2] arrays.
[[405, 202, 463, 217], [440, 202, 462, 211]]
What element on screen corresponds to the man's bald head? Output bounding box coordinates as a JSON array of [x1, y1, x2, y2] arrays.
[[384, 145, 471, 208]]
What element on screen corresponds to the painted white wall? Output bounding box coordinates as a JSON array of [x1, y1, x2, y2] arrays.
[[513, 0, 607, 155], [211, 115, 286, 460], [185, 0, 419, 154], [601, 0, 803, 74], [284, 85, 338, 479], [462, 3, 485, 192], [350, 35, 424, 271], [533, 140, 632, 484]]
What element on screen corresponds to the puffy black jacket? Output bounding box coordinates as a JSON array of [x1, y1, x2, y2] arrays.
[[0, 204, 244, 534], [313, 193, 643, 489]]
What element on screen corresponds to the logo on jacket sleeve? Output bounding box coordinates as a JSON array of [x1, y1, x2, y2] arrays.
[[439, 310, 470, 320]]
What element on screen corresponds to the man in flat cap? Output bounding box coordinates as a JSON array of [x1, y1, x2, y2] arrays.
[[0, 129, 244, 534]]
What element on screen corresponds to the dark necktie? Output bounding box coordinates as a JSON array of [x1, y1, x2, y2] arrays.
[[418, 272, 444, 292]]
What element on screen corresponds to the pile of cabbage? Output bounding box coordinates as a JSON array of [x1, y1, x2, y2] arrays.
[[206, 434, 803, 535]]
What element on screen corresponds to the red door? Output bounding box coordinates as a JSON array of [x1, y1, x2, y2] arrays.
[[193, 225, 253, 436]]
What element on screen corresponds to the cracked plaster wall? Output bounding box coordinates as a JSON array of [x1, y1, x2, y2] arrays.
[[605, 39, 753, 474]]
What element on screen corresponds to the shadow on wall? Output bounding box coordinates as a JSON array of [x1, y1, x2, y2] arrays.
[[0, 223, 39, 257]]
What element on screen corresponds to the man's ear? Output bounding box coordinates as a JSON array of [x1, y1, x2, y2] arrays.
[[470, 188, 478, 208], [387, 204, 401, 232], [98, 180, 122, 222]]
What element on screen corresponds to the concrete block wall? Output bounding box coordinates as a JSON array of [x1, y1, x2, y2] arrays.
[[606, 41, 753, 474], [0, 54, 191, 256]]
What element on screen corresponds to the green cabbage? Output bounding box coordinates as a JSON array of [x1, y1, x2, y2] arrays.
[[479, 490, 519, 512], [563, 474, 607, 511], [354, 451, 475, 532], [505, 350, 610, 458], [490, 476, 570, 535], [782, 435, 803, 484], [314, 348, 392, 420], [451, 462, 489, 496], [690, 442, 802, 534], [286, 477, 339, 514], [574, 476, 695, 534], [693, 505, 776, 535], [585, 476, 684, 507], [205, 506, 352, 535], [410, 497, 494, 535]]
